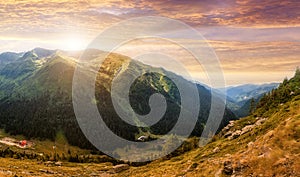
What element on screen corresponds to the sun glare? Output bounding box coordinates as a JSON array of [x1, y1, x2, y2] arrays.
[[64, 36, 86, 51]]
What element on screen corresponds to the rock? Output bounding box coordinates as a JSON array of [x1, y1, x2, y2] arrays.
[[234, 161, 248, 173], [213, 147, 220, 153], [224, 154, 231, 157], [39, 169, 56, 174], [231, 130, 242, 139], [222, 161, 233, 175], [247, 141, 254, 147], [47, 170, 55, 174], [44, 161, 54, 166], [224, 131, 233, 138], [255, 118, 266, 126], [55, 161, 63, 166], [39, 169, 47, 173], [241, 125, 254, 135], [0, 170, 13, 175], [112, 164, 129, 173]]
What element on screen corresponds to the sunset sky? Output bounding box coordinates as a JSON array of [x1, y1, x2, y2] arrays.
[[1, 0, 300, 85]]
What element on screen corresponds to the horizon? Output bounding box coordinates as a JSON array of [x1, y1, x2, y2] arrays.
[[0, 46, 295, 87]]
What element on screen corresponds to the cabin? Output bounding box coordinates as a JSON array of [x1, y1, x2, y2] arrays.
[[137, 136, 148, 141], [19, 140, 27, 147]]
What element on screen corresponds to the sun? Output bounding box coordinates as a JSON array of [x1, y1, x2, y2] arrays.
[[64, 36, 86, 51]]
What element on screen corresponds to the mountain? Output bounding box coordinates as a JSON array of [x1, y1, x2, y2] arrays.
[[0, 48, 237, 150], [0, 52, 24, 65], [224, 83, 279, 117], [226, 83, 279, 103], [115, 68, 300, 176], [0, 50, 298, 176]]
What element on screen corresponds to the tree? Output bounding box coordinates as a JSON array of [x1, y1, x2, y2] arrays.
[[295, 66, 300, 75], [249, 98, 255, 114], [295, 66, 300, 80]]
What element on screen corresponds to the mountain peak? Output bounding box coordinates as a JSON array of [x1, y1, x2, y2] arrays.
[[31, 47, 57, 58], [19, 48, 57, 61]]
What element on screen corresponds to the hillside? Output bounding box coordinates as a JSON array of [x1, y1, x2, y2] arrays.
[[0, 49, 298, 176], [0, 69, 298, 177], [0, 48, 236, 151], [115, 69, 300, 176]]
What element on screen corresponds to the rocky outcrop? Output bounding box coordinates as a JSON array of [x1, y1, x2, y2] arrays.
[[224, 118, 267, 140]]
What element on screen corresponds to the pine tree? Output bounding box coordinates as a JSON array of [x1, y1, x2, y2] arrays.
[[249, 98, 255, 114], [295, 66, 300, 76]]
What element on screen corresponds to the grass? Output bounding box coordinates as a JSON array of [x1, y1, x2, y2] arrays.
[[0, 129, 92, 161], [116, 98, 300, 177], [0, 98, 298, 176], [0, 158, 114, 177]]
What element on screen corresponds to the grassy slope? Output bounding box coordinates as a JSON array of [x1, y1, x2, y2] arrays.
[[0, 129, 90, 158], [0, 158, 114, 177], [0, 130, 115, 177], [1, 95, 297, 176], [118, 95, 300, 177]]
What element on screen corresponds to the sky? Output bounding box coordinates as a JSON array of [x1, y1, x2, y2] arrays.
[[0, 0, 300, 85]]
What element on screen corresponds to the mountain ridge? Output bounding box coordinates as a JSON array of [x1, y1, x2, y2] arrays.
[[0, 48, 237, 150]]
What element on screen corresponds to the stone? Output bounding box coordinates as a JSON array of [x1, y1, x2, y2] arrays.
[[231, 130, 242, 139], [213, 147, 220, 153], [255, 118, 266, 126], [113, 164, 129, 173], [55, 161, 63, 166], [44, 161, 54, 166], [241, 125, 254, 135], [222, 161, 233, 175], [224, 131, 233, 138], [247, 141, 254, 147], [39, 169, 47, 173]]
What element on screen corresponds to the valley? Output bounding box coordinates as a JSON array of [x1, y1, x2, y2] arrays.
[[0, 48, 299, 176]]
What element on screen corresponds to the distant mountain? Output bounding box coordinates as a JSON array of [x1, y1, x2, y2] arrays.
[[224, 83, 279, 117], [226, 83, 279, 103], [0, 52, 24, 65], [0, 48, 237, 149]]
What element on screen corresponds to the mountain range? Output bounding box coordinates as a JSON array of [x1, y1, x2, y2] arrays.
[[0, 48, 299, 176], [0, 48, 236, 150], [224, 83, 279, 117]]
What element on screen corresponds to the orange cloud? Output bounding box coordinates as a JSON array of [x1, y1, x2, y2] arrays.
[[0, 0, 299, 86]]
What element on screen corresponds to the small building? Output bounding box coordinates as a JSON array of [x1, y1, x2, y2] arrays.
[[19, 140, 27, 147], [137, 136, 148, 141]]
